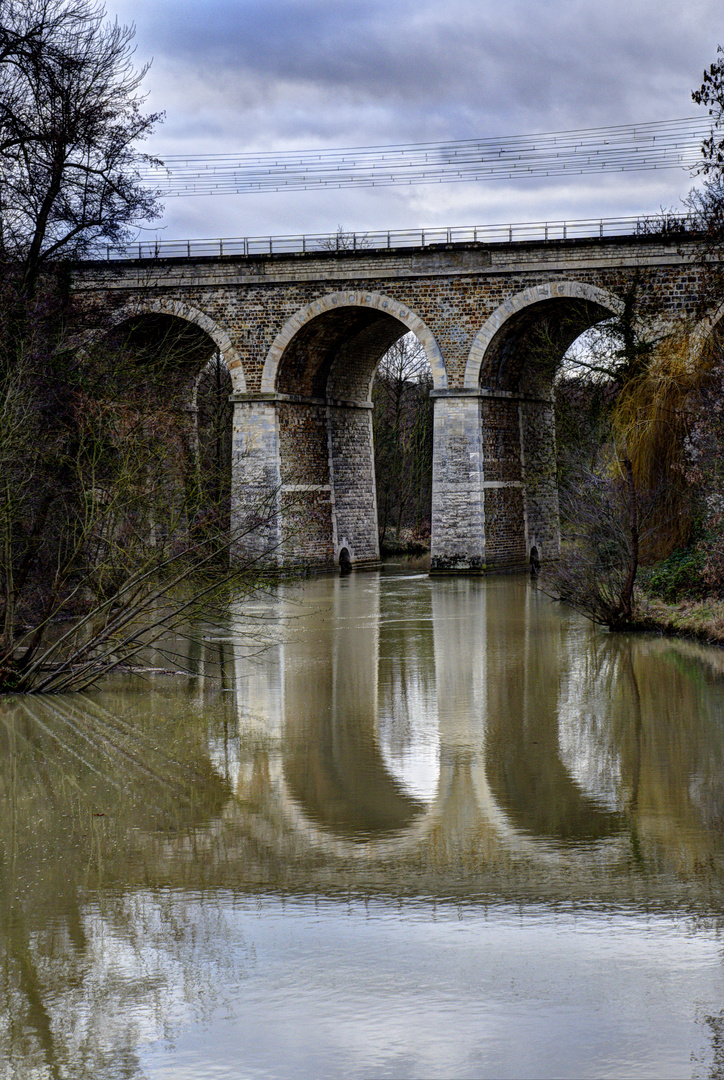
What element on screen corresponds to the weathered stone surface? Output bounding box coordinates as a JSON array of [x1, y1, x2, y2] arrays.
[[328, 404, 379, 565], [76, 234, 706, 572], [431, 395, 485, 572]]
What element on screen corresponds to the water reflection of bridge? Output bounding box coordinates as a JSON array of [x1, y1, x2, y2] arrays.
[[3, 575, 724, 1078], [2, 574, 723, 907], [174, 572, 724, 901]]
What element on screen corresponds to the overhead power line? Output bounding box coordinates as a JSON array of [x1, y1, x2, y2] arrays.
[[140, 118, 712, 197]]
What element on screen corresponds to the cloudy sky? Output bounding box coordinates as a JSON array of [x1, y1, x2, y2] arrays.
[[109, 0, 721, 243]]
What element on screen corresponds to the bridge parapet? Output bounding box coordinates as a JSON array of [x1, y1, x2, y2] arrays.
[[97, 214, 694, 262]]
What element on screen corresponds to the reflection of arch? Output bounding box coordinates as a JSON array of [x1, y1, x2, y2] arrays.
[[237, 752, 447, 861], [223, 572, 632, 861], [283, 722, 428, 838], [104, 297, 246, 392], [241, 732, 608, 865], [484, 668, 625, 843], [464, 282, 624, 389], [261, 290, 447, 394]]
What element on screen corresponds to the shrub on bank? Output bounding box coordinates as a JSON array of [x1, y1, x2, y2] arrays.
[[641, 547, 707, 602]]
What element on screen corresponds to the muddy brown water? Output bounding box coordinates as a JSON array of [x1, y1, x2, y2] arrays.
[[1, 567, 724, 1079]]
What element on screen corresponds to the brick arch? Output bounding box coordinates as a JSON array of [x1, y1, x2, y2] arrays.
[[101, 296, 246, 392], [261, 290, 447, 394], [464, 281, 624, 390]]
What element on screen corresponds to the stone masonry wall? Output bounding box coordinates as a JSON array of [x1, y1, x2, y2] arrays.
[[230, 400, 281, 564], [483, 486, 527, 567], [277, 400, 334, 564], [327, 404, 379, 564], [519, 398, 561, 562], [431, 395, 485, 572], [78, 235, 708, 572], [78, 237, 705, 395], [480, 396, 526, 568]]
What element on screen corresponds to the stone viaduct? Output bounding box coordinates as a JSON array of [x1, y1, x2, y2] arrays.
[[75, 230, 705, 572]]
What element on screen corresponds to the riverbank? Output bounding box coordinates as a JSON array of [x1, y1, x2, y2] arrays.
[[379, 528, 430, 558], [633, 595, 724, 647]]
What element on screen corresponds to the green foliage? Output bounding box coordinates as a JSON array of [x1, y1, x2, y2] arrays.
[[680, 354, 724, 592], [643, 547, 706, 602]]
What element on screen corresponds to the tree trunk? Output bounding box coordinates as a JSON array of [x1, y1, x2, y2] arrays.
[[618, 456, 639, 622]]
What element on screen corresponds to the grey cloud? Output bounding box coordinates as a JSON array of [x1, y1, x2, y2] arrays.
[[138, 0, 719, 134], [110, 0, 718, 238]]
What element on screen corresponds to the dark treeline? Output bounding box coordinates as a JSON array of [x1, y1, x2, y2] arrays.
[[0, 0, 259, 693]]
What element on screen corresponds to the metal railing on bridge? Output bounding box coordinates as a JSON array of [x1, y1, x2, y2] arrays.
[[104, 213, 693, 262]]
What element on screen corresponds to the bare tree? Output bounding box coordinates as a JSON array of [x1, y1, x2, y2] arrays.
[[0, 3, 263, 694], [0, 0, 162, 292], [544, 276, 695, 625], [693, 44, 724, 175], [0, 307, 284, 694], [545, 455, 658, 628], [373, 334, 433, 547], [315, 224, 368, 252]]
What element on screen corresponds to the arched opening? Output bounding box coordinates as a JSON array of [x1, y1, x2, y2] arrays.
[[97, 312, 233, 555], [476, 295, 617, 395], [267, 297, 441, 568], [372, 332, 434, 555], [467, 285, 622, 570], [554, 316, 622, 505]]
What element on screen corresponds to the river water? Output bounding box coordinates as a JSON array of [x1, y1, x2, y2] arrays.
[[2, 567, 724, 1079]]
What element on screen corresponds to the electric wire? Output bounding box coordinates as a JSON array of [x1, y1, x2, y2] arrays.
[[140, 117, 712, 197]]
